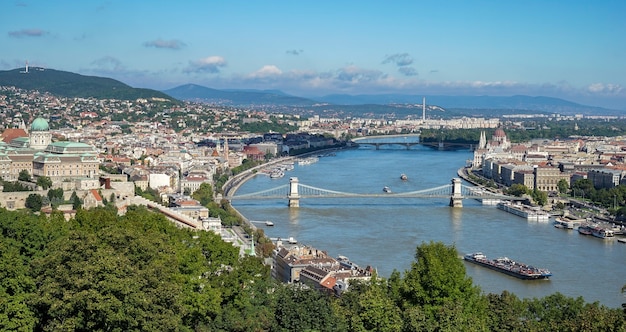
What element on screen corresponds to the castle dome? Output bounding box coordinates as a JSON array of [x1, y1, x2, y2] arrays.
[[31, 117, 49, 132], [494, 128, 506, 138]]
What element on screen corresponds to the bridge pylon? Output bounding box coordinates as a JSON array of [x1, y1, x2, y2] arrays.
[[449, 178, 463, 207], [288, 177, 300, 207]]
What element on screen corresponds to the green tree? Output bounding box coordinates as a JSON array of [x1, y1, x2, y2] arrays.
[[36, 176, 53, 190], [273, 285, 339, 332], [25, 193, 43, 212], [339, 278, 403, 332], [18, 170, 31, 182], [192, 182, 214, 206], [70, 191, 82, 210], [32, 226, 184, 330], [531, 189, 548, 206], [571, 178, 595, 199], [506, 183, 530, 197], [557, 179, 569, 195], [2, 181, 31, 192], [47, 188, 64, 209], [521, 292, 624, 331], [401, 241, 488, 331], [47, 187, 63, 201], [486, 291, 526, 331], [0, 239, 37, 331]]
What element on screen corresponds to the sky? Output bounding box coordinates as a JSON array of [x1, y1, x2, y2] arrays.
[[1, 1, 625, 109]]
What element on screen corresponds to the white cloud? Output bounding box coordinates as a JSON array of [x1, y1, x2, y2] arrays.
[[249, 65, 283, 78], [335, 65, 385, 83], [398, 67, 418, 77], [586, 83, 623, 95], [185, 56, 227, 74], [144, 39, 186, 50], [382, 53, 414, 67], [91, 56, 125, 72]]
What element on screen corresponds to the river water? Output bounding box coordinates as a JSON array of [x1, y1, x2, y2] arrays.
[[232, 145, 626, 308]]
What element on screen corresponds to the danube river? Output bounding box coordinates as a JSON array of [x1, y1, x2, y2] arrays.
[[232, 146, 626, 308]]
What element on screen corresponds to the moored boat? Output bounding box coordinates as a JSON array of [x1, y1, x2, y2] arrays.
[[591, 226, 614, 239], [265, 221, 274, 226], [497, 201, 550, 221], [383, 186, 392, 193], [463, 252, 552, 280], [298, 157, 319, 166], [269, 169, 284, 179], [578, 225, 593, 235], [400, 173, 408, 181], [553, 217, 582, 229]]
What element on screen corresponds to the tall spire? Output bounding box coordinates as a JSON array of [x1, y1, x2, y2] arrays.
[[223, 138, 229, 159], [479, 131, 487, 149]]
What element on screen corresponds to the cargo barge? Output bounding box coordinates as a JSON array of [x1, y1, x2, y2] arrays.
[[464, 252, 552, 280]]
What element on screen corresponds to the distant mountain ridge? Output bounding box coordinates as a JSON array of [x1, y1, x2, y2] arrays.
[[163, 84, 316, 106], [165, 83, 617, 116], [0, 68, 175, 101], [0, 67, 617, 115]]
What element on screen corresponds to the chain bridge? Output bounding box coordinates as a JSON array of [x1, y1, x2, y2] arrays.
[[226, 177, 520, 207]]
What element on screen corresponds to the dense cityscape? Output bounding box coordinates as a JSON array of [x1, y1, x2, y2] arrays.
[[2, 0, 626, 329], [0, 80, 625, 330]]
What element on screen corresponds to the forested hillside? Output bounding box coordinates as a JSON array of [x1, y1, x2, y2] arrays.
[[0, 68, 176, 101], [1, 206, 623, 331]]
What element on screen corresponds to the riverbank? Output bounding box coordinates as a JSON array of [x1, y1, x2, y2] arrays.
[[221, 146, 356, 254]]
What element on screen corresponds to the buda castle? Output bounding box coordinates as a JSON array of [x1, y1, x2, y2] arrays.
[[0, 117, 99, 183]]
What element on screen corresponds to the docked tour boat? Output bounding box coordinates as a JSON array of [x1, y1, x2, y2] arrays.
[[464, 252, 552, 280], [591, 226, 614, 239], [553, 217, 582, 230], [497, 201, 550, 221]]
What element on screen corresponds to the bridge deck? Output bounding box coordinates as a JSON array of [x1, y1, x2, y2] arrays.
[[227, 181, 519, 201]]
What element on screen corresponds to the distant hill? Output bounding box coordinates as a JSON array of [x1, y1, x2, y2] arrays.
[[0, 68, 176, 101], [314, 94, 614, 115], [164, 84, 618, 116], [163, 84, 317, 106]]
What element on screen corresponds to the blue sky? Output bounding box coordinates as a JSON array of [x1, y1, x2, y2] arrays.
[[1, 1, 625, 109]]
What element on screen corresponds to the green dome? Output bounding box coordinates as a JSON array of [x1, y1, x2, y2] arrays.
[[31, 117, 49, 131]]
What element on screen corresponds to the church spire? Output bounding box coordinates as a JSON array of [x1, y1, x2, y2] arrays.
[[479, 131, 487, 149], [223, 138, 229, 159]]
